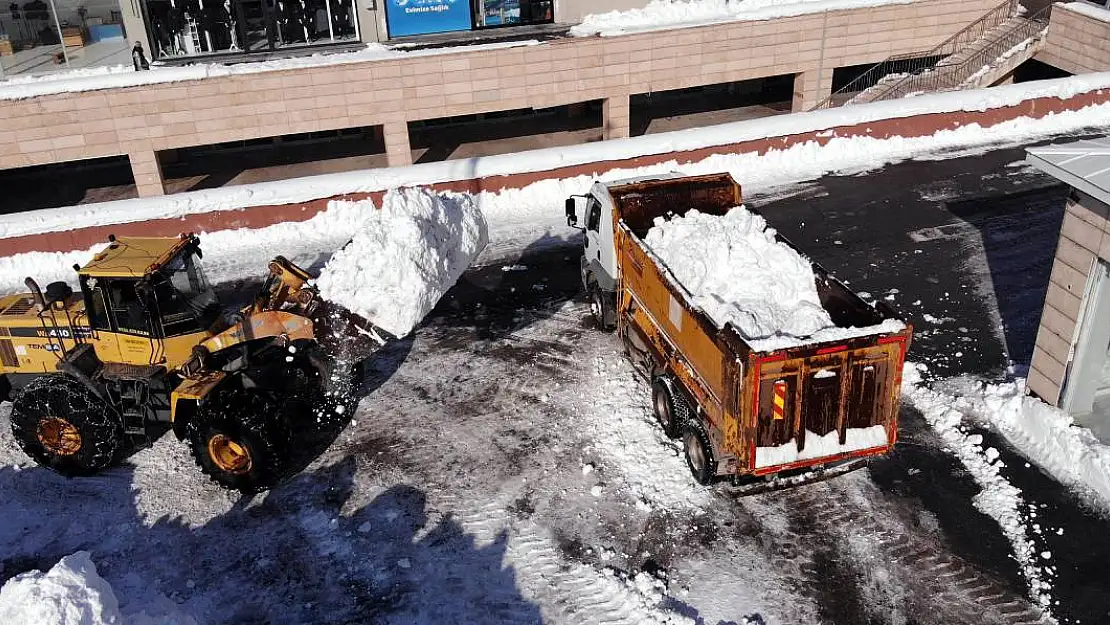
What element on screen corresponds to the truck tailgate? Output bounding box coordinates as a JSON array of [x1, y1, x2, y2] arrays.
[[750, 336, 907, 473]]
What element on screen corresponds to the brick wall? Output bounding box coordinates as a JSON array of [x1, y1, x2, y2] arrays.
[[0, 0, 996, 191], [1039, 3, 1110, 75]]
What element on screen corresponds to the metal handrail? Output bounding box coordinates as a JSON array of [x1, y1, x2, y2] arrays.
[[865, 3, 1050, 101], [810, 0, 1020, 110]]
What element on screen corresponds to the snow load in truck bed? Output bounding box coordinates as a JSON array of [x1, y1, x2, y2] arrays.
[[643, 206, 903, 352], [314, 187, 488, 338]]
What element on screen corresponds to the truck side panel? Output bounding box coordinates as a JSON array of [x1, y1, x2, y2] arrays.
[[617, 225, 729, 424]]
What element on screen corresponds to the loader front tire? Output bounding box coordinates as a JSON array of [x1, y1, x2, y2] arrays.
[[186, 388, 291, 493], [10, 375, 123, 476], [682, 419, 716, 486]]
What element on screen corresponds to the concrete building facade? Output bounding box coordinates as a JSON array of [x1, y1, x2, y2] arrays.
[[3, 0, 1005, 197]]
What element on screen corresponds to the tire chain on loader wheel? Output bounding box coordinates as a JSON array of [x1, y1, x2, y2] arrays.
[[186, 386, 294, 493], [651, 377, 690, 440], [9, 374, 125, 476]]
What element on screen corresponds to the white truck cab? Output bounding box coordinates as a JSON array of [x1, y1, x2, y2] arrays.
[[565, 173, 682, 329]]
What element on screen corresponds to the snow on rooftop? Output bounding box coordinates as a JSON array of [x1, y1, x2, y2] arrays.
[[643, 206, 902, 350], [313, 187, 488, 338], [570, 0, 915, 37], [1062, 1, 1110, 23], [1027, 135, 1110, 207], [0, 40, 540, 102]]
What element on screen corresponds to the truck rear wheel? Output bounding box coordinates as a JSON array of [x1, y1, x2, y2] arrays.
[[651, 377, 689, 439], [590, 285, 616, 332], [186, 388, 292, 493], [682, 419, 716, 486], [9, 375, 124, 476]]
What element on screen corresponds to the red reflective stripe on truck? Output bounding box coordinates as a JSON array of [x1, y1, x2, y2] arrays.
[[772, 381, 787, 420], [815, 345, 847, 355], [759, 353, 786, 364], [878, 336, 906, 346]]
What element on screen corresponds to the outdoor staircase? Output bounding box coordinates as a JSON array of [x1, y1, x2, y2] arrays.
[[814, 0, 1051, 109]]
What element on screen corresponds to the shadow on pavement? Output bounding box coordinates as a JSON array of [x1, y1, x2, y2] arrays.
[[0, 458, 543, 624]]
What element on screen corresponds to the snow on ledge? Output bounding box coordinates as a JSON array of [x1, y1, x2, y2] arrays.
[[1062, 1, 1110, 23], [570, 0, 915, 37], [0, 40, 540, 102], [2, 72, 1110, 242]]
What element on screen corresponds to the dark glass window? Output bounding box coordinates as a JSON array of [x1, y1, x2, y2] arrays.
[[472, 0, 552, 28], [152, 252, 220, 337], [107, 280, 151, 336], [586, 200, 602, 232], [80, 276, 111, 332]]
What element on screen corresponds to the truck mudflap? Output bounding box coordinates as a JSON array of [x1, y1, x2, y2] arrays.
[[748, 335, 907, 475]]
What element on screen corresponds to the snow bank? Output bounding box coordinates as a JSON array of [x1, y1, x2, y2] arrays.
[[903, 364, 1058, 618], [927, 376, 1110, 519], [570, 0, 913, 37], [644, 206, 903, 350], [4, 72, 1110, 242], [0, 551, 122, 625], [314, 187, 488, 338], [0, 40, 538, 102], [755, 425, 888, 468], [1063, 1, 1110, 24]]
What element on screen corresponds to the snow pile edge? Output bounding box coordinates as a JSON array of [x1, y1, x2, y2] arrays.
[[314, 188, 488, 337]]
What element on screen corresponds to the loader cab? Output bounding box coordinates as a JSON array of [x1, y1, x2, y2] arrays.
[[78, 236, 219, 366]]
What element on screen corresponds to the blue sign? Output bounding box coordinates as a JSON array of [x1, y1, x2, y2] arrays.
[[386, 0, 472, 37]]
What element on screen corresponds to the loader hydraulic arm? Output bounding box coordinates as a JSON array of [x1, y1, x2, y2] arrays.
[[253, 256, 318, 315]]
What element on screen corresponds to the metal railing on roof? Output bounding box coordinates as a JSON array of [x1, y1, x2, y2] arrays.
[[810, 0, 1022, 110]]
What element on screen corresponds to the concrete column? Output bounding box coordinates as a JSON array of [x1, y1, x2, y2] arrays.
[[792, 70, 834, 112], [130, 151, 165, 197], [383, 121, 413, 167], [603, 95, 630, 140]]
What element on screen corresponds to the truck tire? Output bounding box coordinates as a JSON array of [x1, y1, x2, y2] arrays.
[[186, 387, 292, 493], [9, 374, 124, 476], [590, 285, 616, 332], [651, 377, 689, 439], [682, 419, 717, 486]]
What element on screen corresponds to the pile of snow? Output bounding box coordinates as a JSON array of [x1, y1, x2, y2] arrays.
[[0, 551, 122, 625], [0, 552, 198, 625], [926, 375, 1110, 519], [1064, 1, 1110, 24], [903, 364, 1058, 618], [643, 206, 903, 351], [570, 0, 914, 37], [0, 40, 538, 101], [755, 425, 889, 468], [314, 187, 488, 338]]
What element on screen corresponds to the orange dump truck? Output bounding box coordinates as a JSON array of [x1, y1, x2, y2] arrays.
[[566, 173, 912, 485]]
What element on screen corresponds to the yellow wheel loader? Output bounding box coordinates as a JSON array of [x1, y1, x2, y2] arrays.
[[0, 234, 362, 493]]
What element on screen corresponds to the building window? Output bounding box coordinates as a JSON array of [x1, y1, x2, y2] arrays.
[[472, 0, 551, 28], [143, 0, 358, 59]]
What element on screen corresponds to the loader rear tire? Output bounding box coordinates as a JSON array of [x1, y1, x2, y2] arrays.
[[652, 377, 689, 440], [682, 419, 716, 486], [9, 375, 123, 476], [186, 388, 292, 493]]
